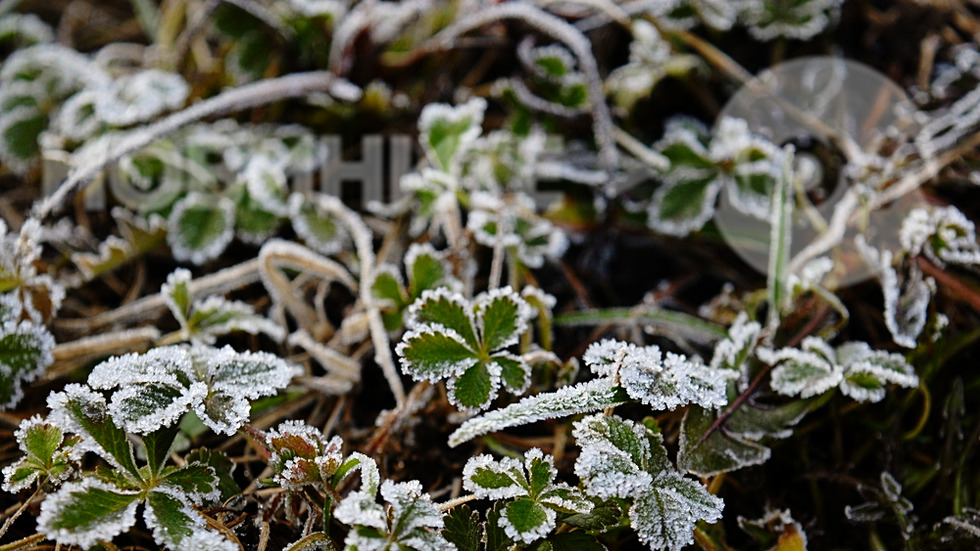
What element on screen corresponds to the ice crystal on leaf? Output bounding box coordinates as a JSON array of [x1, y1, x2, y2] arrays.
[[2, 415, 79, 493], [94, 69, 189, 126], [573, 414, 723, 551], [900, 206, 980, 267], [584, 339, 728, 410], [760, 337, 917, 403], [335, 479, 454, 551], [86, 344, 299, 435], [709, 312, 761, 391], [0, 218, 65, 323], [419, 97, 486, 177], [463, 448, 592, 544], [396, 287, 534, 411], [162, 268, 284, 344]]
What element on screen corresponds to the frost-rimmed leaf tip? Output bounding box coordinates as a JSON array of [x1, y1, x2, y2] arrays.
[[335, 478, 455, 551]]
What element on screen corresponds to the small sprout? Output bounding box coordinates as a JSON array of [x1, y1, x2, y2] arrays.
[[335, 479, 455, 551], [161, 268, 285, 344], [574, 414, 724, 551], [2, 415, 80, 493], [265, 420, 344, 490], [396, 287, 534, 411], [371, 242, 460, 331], [463, 448, 592, 544], [467, 191, 569, 269], [606, 20, 700, 110], [418, 97, 487, 176]]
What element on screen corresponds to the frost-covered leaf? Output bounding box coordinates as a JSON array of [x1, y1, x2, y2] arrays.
[[738, 0, 843, 41], [858, 237, 933, 349], [665, 0, 739, 30], [71, 209, 167, 281], [759, 338, 842, 399], [419, 97, 486, 175], [167, 192, 236, 265], [464, 449, 591, 544], [47, 384, 142, 481], [0, 13, 54, 48], [397, 287, 533, 411], [143, 487, 233, 551], [162, 269, 284, 344], [36, 478, 141, 550], [709, 312, 761, 391], [372, 243, 459, 331], [159, 463, 219, 503], [574, 414, 723, 551], [606, 20, 700, 110], [760, 337, 917, 403], [288, 192, 349, 255], [2, 415, 79, 493], [335, 479, 454, 551], [185, 448, 240, 502], [583, 339, 728, 411], [87, 344, 299, 435], [0, 302, 55, 409]]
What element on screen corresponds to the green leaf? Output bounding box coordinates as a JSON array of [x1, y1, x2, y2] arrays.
[[1, 416, 77, 493], [442, 505, 482, 551], [677, 404, 771, 477], [185, 448, 240, 502], [145, 490, 195, 548], [408, 246, 450, 298], [494, 353, 530, 394], [502, 497, 552, 543], [562, 502, 623, 531], [0, 107, 45, 167], [486, 502, 514, 551], [142, 425, 181, 478], [478, 291, 527, 352], [630, 473, 723, 551], [410, 290, 479, 348], [37, 479, 141, 549], [398, 329, 478, 381], [649, 175, 720, 236], [54, 386, 143, 482], [288, 193, 347, 255], [0, 318, 55, 409], [161, 463, 218, 502], [167, 192, 235, 265], [450, 361, 495, 410], [420, 98, 486, 173]]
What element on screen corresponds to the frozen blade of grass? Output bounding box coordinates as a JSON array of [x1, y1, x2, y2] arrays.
[[554, 306, 727, 344], [34, 72, 358, 220], [767, 149, 793, 331]]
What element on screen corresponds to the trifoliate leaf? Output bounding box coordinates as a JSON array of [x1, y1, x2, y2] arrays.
[[739, 0, 843, 41], [397, 287, 533, 411], [266, 420, 345, 489], [335, 479, 455, 551]]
